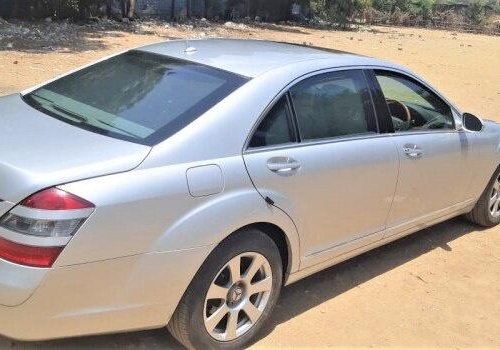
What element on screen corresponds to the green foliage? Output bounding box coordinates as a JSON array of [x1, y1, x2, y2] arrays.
[[1, 0, 497, 32], [311, 0, 372, 28], [466, 0, 489, 24], [408, 0, 435, 21]]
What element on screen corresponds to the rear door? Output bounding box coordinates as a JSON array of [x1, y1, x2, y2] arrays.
[[243, 69, 399, 267], [367, 69, 477, 232]]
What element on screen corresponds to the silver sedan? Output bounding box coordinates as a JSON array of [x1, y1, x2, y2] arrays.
[[0, 39, 497, 349]]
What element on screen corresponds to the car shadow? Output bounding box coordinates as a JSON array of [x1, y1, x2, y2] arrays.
[[0, 217, 482, 349], [257, 216, 480, 341]]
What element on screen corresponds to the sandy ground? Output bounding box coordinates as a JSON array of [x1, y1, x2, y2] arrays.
[[0, 21, 499, 349]]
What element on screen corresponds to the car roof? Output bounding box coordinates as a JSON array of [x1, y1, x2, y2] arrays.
[[136, 39, 386, 78]]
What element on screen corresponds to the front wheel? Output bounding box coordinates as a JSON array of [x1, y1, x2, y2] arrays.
[[168, 228, 283, 349], [466, 166, 500, 227]]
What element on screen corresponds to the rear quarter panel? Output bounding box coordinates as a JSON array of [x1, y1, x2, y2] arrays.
[[57, 155, 300, 276]]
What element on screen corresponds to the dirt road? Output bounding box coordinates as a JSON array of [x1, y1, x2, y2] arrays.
[[0, 21, 499, 349]]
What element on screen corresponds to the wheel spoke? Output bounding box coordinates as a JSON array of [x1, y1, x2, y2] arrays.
[[243, 255, 265, 283], [225, 310, 239, 340], [490, 193, 498, 209], [205, 304, 229, 332], [494, 199, 500, 215], [495, 180, 500, 191], [207, 283, 229, 300], [242, 300, 262, 323], [248, 276, 272, 296], [228, 257, 241, 284]]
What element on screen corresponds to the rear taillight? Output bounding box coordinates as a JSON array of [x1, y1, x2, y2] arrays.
[[0, 237, 64, 268], [21, 188, 93, 210], [0, 187, 94, 267]]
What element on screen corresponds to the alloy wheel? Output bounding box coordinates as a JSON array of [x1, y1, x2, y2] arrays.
[[203, 252, 273, 341], [489, 175, 500, 217]]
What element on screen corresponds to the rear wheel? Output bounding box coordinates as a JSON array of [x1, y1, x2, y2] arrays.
[[466, 166, 500, 227], [168, 228, 283, 349]]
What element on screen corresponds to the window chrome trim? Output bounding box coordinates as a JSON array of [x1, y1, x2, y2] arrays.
[[243, 65, 381, 153], [244, 132, 383, 154], [243, 64, 464, 155], [244, 128, 464, 155]]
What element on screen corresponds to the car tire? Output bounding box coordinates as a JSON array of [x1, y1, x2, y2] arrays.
[[167, 228, 283, 350], [466, 165, 500, 227]]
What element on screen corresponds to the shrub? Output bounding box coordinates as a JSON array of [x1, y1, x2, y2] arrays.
[[466, 0, 490, 25]]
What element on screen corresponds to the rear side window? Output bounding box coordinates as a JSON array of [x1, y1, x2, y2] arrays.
[[249, 95, 296, 148], [290, 70, 376, 141], [23, 51, 247, 146]]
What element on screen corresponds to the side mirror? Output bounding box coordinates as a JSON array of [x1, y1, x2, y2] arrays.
[[462, 113, 483, 132]]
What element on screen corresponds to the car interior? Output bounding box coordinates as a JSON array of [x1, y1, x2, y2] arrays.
[[375, 71, 455, 132]]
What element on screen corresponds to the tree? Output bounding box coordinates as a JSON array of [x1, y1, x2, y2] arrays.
[[120, 0, 136, 18], [171, 0, 176, 19], [127, 0, 136, 18], [186, 0, 192, 18]]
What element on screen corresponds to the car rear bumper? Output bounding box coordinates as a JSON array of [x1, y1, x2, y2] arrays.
[[0, 244, 213, 341]]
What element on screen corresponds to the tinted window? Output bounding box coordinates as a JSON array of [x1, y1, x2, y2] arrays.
[[23, 51, 247, 145], [290, 70, 376, 141], [375, 71, 454, 132], [249, 96, 296, 148]]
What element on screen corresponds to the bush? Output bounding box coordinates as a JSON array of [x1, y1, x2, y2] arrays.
[[408, 0, 435, 23], [312, 0, 372, 28], [0, 1, 132, 20], [466, 0, 490, 25]]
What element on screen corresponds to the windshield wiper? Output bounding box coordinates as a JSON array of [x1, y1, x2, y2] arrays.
[[51, 104, 89, 123], [29, 93, 140, 139], [30, 93, 89, 123], [96, 120, 141, 138]]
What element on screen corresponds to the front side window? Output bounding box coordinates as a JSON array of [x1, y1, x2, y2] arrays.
[[23, 51, 247, 145], [375, 71, 454, 132], [249, 95, 296, 148], [289, 70, 376, 141]]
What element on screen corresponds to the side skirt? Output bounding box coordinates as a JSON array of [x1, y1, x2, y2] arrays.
[[285, 200, 475, 286]]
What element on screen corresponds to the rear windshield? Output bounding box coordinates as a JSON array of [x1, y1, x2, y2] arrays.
[[23, 51, 248, 146]]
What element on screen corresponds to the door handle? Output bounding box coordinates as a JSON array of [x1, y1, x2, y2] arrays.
[[403, 144, 423, 159], [267, 157, 301, 174]]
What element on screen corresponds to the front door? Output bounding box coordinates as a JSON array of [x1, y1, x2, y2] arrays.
[[370, 69, 476, 232], [243, 70, 399, 266]]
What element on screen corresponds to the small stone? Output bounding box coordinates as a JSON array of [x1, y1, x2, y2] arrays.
[[122, 17, 130, 23], [13, 60, 18, 64], [44, 17, 52, 23], [6, 42, 13, 48]]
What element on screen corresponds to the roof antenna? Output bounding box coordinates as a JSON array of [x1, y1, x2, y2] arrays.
[[184, 40, 197, 54]]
